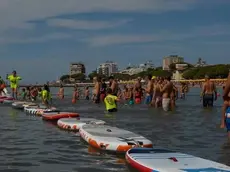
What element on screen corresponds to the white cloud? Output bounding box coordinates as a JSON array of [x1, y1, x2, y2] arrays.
[[47, 18, 132, 30], [0, 0, 199, 32], [84, 24, 230, 46], [0, 33, 71, 44]]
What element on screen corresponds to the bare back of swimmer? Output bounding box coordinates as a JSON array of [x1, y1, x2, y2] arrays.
[[201, 75, 217, 107]]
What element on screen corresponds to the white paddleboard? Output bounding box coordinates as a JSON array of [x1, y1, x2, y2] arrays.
[[126, 148, 230, 172], [24, 106, 57, 115], [79, 124, 152, 152], [12, 101, 29, 109], [57, 118, 106, 131]]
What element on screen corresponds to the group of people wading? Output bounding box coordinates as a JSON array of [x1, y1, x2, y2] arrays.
[[0, 71, 52, 108], [2, 70, 230, 139], [92, 75, 189, 112]]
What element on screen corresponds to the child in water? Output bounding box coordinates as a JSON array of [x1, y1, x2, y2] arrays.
[[21, 88, 27, 100], [104, 88, 120, 112], [72, 87, 78, 103], [134, 87, 142, 104], [85, 87, 90, 100]]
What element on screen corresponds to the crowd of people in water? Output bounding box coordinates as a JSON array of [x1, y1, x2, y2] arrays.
[[1, 70, 230, 138]]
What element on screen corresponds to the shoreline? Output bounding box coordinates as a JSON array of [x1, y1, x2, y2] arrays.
[[5, 83, 224, 88]]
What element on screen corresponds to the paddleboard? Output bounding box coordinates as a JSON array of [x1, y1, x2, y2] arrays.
[[57, 118, 106, 131], [12, 101, 29, 109], [2, 99, 14, 104], [0, 97, 14, 103], [24, 106, 57, 116], [79, 124, 152, 152], [42, 112, 80, 121], [12, 101, 37, 109], [126, 148, 230, 172]]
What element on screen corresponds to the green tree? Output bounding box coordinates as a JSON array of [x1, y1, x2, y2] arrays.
[[182, 64, 230, 79], [71, 73, 86, 81], [152, 70, 172, 77], [60, 75, 69, 81], [113, 73, 131, 80], [182, 68, 199, 79], [88, 71, 98, 80]]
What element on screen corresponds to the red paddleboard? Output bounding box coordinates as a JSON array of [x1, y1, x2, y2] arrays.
[[42, 112, 79, 121]]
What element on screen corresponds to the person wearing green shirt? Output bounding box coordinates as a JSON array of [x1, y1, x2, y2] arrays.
[[42, 84, 51, 108], [7, 70, 21, 99]]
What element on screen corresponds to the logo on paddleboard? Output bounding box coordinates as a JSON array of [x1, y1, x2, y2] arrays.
[[182, 168, 230, 172]]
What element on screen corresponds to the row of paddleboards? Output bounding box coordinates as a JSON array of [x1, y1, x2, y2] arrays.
[[7, 101, 230, 171]]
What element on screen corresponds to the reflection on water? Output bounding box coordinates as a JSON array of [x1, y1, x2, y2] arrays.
[[0, 88, 229, 172]]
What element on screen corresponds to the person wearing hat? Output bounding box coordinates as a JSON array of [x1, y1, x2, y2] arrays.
[[201, 74, 217, 107], [7, 70, 22, 99]]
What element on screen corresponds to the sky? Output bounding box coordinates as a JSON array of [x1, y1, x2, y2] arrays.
[[0, 0, 230, 83]]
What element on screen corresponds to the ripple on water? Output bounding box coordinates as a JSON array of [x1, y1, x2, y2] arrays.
[[0, 89, 229, 171]]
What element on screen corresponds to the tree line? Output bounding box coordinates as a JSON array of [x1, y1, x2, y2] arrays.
[[59, 64, 230, 83]]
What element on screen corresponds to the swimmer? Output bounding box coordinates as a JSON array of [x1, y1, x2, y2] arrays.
[[42, 84, 51, 108], [134, 87, 142, 104], [21, 88, 26, 100], [100, 78, 107, 101], [109, 76, 118, 96], [201, 75, 217, 107], [72, 87, 78, 103], [221, 72, 230, 138], [152, 77, 163, 108], [7, 70, 21, 99], [0, 76, 6, 96], [104, 88, 120, 112], [58, 84, 64, 100], [144, 74, 153, 105], [85, 86, 90, 100], [123, 85, 129, 100], [93, 76, 101, 103], [160, 76, 174, 112]]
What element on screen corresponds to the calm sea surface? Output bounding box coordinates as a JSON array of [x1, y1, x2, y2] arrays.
[[1, 87, 230, 172]]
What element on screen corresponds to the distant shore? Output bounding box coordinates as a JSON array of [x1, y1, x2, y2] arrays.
[[5, 81, 224, 88]]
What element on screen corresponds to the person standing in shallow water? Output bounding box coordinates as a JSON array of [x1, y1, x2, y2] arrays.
[[7, 70, 22, 99], [160, 76, 174, 112], [220, 71, 230, 139], [58, 84, 64, 100], [201, 75, 217, 107], [144, 74, 153, 105]]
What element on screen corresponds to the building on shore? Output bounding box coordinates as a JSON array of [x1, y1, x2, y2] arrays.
[[163, 55, 184, 71], [69, 62, 86, 82], [194, 58, 208, 67], [97, 61, 118, 76], [70, 62, 86, 75], [121, 61, 155, 75]]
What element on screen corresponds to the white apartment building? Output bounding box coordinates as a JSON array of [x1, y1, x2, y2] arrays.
[[97, 61, 118, 76], [121, 61, 154, 75]]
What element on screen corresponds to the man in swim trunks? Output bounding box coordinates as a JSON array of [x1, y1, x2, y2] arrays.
[[104, 88, 120, 112], [145, 74, 153, 105], [109, 76, 118, 96], [161, 76, 173, 112], [220, 71, 230, 139], [152, 77, 163, 108], [201, 75, 217, 107], [7, 70, 21, 99], [58, 84, 64, 99], [93, 76, 101, 103]]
